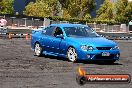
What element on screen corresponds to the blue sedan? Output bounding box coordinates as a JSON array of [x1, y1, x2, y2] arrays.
[[31, 23, 120, 63]]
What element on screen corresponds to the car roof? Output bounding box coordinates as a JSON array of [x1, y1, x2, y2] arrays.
[[50, 23, 87, 27]]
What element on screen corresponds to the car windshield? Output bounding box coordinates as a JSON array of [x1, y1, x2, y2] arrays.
[[64, 26, 99, 37]]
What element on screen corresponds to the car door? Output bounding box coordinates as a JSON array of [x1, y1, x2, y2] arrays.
[[50, 27, 64, 54], [40, 26, 56, 52]]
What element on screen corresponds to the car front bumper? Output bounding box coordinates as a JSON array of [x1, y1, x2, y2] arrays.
[[77, 49, 120, 60]]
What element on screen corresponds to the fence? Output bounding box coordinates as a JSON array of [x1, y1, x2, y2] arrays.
[[0, 14, 132, 40], [0, 14, 130, 32], [5, 16, 50, 29], [0, 27, 132, 40], [50, 21, 130, 33]]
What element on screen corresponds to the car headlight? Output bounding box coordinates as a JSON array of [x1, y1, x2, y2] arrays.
[[81, 45, 94, 51], [112, 46, 120, 50]]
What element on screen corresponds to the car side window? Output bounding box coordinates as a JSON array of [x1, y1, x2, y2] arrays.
[[53, 27, 63, 37], [43, 26, 56, 36]]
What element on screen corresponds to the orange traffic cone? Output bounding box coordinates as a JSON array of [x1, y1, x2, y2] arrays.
[[26, 33, 28, 40]]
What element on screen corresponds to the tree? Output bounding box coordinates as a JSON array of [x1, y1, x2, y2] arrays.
[[96, 0, 114, 20], [65, 0, 96, 19], [25, 0, 63, 17], [47, 0, 62, 16], [25, 0, 95, 19], [24, 1, 51, 17], [0, 0, 14, 14], [124, 2, 132, 22], [58, 0, 70, 8], [115, 0, 132, 23]]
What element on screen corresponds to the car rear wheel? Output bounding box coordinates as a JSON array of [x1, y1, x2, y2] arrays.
[[35, 43, 42, 56], [67, 47, 77, 62]]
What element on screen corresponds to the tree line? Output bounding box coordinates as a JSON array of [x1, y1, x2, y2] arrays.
[[0, 0, 131, 24]]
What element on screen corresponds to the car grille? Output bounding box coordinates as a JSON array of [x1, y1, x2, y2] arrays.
[[95, 54, 115, 59], [96, 47, 112, 50]]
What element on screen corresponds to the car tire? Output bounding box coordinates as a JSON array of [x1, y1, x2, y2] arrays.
[[67, 47, 77, 62], [34, 43, 42, 57]]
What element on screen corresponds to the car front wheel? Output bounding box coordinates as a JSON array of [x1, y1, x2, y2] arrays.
[[67, 47, 78, 62], [35, 43, 42, 56]]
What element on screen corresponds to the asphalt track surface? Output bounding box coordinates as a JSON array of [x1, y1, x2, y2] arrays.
[[0, 38, 132, 88]]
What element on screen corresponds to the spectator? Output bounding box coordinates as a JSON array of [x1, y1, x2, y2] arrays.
[[0, 17, 7, 27]]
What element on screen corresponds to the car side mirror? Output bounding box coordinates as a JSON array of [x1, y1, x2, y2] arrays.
[[56, 35, 64, 39]]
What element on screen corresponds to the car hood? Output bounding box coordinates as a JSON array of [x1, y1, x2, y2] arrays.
[[68, 37, 117, 47]]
